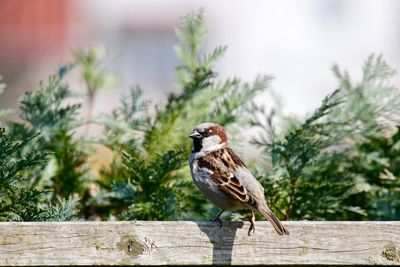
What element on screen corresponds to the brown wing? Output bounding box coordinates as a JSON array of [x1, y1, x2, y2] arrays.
[[197, 147, 258, 207]]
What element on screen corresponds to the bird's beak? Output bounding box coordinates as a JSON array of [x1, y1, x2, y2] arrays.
[[188, 129, 202, 139]]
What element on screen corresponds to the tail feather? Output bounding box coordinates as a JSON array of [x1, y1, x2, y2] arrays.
[[259, 206, 289, 235]]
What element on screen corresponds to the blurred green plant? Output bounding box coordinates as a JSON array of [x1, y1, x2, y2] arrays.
[[251, 55, 400, 221], [0, 128, 79, 221], [4, 65, 90, 219], [74, 45, 117, 124], [0, 76, 13, 119]]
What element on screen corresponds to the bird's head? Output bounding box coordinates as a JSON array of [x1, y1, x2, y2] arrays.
[[189, 122, 227, 153]]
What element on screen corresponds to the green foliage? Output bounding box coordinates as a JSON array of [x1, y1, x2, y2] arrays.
[[74, 45, 117, 121], [252, 55, 400, 220], [74, 45, 117, 93], [18, 65, 80, 132], [101, 86, 151, 152], [104, 150, 187, 220], [0, 128, 78, 221], [5, 65, 89, 218], [0, 10, 399, 222], [0, 77, 13, 119], [345, 128, 400, 220]]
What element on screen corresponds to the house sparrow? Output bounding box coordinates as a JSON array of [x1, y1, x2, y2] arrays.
[[189, 122, 289, 236]]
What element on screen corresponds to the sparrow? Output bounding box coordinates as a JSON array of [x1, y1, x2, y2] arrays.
[[188, 122, 289, 236]]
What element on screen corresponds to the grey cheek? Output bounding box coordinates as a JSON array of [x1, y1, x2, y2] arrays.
[[202, 135, 222, 147]]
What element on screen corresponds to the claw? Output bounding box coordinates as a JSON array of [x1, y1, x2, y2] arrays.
[[210, 209, 224, 228], [210, 217, 223, 228], [248, 210, 256, 236]]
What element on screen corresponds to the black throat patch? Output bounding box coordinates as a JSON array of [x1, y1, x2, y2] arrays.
[[193, 139, 203, 153]]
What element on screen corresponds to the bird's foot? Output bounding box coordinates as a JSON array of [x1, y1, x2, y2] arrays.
[[210, 209, 224, 228], [210, 217, 223, 228], [248, 211, 256, 236], [248, 222, 255, 236]]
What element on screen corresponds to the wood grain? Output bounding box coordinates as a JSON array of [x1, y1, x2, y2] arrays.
[[0, 221, 399, 265]]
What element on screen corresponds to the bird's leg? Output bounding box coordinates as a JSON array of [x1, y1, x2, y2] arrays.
[[210, 209, 224, 228], [248, 210, 256, 236]]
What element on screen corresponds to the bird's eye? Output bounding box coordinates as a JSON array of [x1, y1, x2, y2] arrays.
[[204, 129, 213, 137]]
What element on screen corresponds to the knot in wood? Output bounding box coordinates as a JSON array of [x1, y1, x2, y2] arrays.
[[381, 243, 400, 263], [117, 235, 147, 257]]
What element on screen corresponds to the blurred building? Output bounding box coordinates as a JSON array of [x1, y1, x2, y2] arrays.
[[0, 0, 70, 109], [0, 0, 69, 69]]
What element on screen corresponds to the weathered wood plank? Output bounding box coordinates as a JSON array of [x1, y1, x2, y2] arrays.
[[0, 221, 399, 265]]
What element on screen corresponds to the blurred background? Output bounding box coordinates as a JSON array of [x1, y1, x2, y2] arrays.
[[1, 0, 400, 119], [1, 0, 400, 223]]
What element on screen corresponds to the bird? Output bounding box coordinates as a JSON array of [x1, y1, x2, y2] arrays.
[[188, 122, 289, 236]]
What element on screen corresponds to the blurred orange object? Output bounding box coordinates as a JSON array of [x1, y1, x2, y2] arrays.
[[0, 0, 70, 69]]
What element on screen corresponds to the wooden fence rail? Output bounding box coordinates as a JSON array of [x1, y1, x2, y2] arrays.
[[0, 221, 399, 266]]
